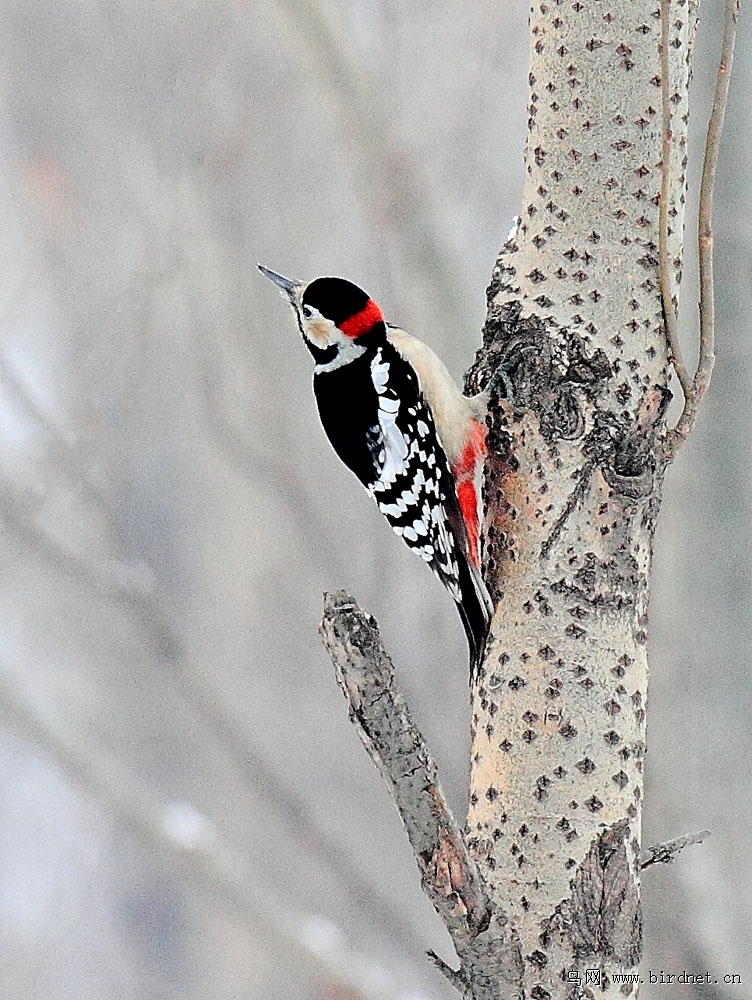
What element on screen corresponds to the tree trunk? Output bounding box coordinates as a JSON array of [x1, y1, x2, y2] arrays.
[[461, 2, 692, 993]]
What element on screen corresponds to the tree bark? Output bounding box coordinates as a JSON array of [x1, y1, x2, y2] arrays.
[[468, 0, 694, 998], [322, 2, 704, 997], [461, 4, 694, 993]]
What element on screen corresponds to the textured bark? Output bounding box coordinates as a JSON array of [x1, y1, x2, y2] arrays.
[[461, 1, 693, 994]]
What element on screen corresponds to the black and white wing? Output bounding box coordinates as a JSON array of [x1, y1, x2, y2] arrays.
[[365, 344, 490, 672], [312, 340, 489, 672], [366, 343, 462, 593]]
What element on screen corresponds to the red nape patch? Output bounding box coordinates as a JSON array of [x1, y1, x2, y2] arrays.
[[339, 298, 384, 339]]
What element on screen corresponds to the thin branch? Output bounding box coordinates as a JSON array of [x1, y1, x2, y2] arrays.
[[694, 0, 739, 387], [320, 590, 490, 947], [0, 667, 405, 1000], [427, 950, 464, 989], [668, 0, 740, 454], [659, 0, 693, 399], [641, 830, 710, 869]]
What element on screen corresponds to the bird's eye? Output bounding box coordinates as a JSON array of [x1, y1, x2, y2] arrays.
[[302, 305, 313, 319]]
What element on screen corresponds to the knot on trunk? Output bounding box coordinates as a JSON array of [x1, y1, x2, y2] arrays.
[[468, 301, 670, 497], [468, 302, 612, 444], [539, 820, 642, 967]]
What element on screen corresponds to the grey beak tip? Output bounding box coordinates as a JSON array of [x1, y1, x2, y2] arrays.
[[257, 263, 300, 297], [256, 262, 276, 281]]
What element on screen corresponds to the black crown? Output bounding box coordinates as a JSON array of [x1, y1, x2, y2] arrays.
[[302, 277, 369, 326]]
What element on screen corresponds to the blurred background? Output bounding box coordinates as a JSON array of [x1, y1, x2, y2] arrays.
[[0, 2, 748, 997]]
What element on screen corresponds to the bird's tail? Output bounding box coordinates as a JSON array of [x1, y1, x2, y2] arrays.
[[455, 550, 494, 680]]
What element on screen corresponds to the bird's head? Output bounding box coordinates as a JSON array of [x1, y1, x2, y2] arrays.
[[258, 265, 386, 367]]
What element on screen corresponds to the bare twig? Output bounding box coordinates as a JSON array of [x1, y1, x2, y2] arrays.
[[427, 950, 464, 989], [320, 590, 490, 946], [641, 830, 710, 869], [0, 667, 408, 1000], [659, 0, 693, 399], [668, 0, 740, 454]]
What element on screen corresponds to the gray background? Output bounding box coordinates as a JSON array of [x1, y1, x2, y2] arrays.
[[0, 2, 749, 997]]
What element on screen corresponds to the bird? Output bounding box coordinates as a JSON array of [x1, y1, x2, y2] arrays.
[[258, 265, 493, 675]]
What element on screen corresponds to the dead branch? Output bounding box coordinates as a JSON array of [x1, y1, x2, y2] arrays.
[[667, 0, 740, 455], [641, 830, 710, 869], [320, 590, 490, 948]]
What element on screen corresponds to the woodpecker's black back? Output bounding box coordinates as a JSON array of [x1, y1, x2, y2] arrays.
[[313, 337, 489, 673]]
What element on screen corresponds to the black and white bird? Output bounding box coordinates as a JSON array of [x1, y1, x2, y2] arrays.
[[258, 265, 493, 674]]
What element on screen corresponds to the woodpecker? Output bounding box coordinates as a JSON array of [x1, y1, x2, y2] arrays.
[[258, 265, 493, 674]]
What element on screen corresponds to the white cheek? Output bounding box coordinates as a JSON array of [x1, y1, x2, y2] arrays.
[[305, 319, 334, 349]]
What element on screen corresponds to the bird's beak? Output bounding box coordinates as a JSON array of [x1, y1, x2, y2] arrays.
[[257, 264, 303, 303]]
